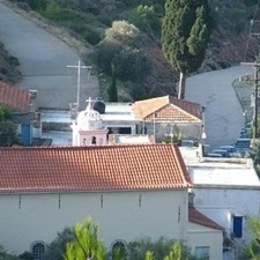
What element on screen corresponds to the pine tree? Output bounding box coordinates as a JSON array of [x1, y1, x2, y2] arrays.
[[162, 0, 212, 99], [65, 217, 106, 260], [163, 242, 182, 260], [144, 250, 154, 260]]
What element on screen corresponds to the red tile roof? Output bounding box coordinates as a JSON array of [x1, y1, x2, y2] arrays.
[[0, 144, 193, 194], [132, 95, 202, 122], [189, 207, 224, 230], [0, 81, 30, 112]]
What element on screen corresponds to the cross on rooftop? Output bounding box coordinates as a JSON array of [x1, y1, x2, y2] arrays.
[[67, 60, 92, 109]]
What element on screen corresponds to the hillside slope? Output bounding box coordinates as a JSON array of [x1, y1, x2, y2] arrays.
[[3, 0, 260, 100], [0, 42, 21, 83]]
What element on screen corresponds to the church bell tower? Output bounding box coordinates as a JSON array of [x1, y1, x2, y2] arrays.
[[71, 98, 108, 146]]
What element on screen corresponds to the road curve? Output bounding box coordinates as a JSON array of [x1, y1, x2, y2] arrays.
[[186, 65, 252, 151], [0, 1, 99, 110], [0, 2, 252, 149]]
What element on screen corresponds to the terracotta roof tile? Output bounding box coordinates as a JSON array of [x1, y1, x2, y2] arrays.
[[132, 95, 202, 122], [0, 81, 30, 112], [0, 144, 193, 194], [189, 207, 224, 230]]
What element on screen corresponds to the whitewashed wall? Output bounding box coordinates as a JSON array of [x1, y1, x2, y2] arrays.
[[144, 122, 202, 142], [188, 222, 223, 260], [193, 187, 260, 242], [0, 189, 188, 254]]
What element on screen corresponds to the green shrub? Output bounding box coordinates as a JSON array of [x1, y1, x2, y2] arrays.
[[16, 0, 46, 11], [113, 48, 151, 82], [129, 5, 162, 36], [42, 0, 61, 21], [97, 15, 113, 27], [81, 27, 101, 45], [127, 237, 191, 260]]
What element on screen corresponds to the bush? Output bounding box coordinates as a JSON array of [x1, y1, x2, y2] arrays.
[[81, 27, 101, 45], [16, 0, 46, 11], [45, 227, 75, 260], [42, 0, 61, 21], [113, 48, 151, 82], [16, 2, 31, 11], [128, 5, 162, 36], [8, 56, 20, 67], [97, 15, 113, 27], [127, 237, 191, 260], [0, 245, 19, 259]]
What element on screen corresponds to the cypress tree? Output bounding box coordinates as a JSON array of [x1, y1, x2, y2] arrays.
[[108, 63, 118, 102], [162, 0, 212, 99]]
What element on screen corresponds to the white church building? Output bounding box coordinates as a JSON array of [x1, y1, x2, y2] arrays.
[[0, 101, 224, 259]]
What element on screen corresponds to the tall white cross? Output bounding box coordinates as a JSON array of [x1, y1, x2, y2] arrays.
[[67, 60, 92, 108]]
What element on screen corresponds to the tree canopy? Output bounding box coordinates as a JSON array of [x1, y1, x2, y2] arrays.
[[161, 0, 212, 99], [65, 217, 106, 260], [241, 216, 260, 259], [44, 227, 75, 260], [0, 105, 21, 147], [93, 20, 151, 100]]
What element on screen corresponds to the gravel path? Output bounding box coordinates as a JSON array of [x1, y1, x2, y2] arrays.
[[0, 1, 99, 110]]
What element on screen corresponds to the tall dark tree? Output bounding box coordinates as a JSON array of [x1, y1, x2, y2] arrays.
[[108, 63, 118, 102], [162, 0, 212, 99]]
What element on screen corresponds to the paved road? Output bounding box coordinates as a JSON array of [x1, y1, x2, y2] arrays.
[[0, 2, 252, 149], [186, 66, 252, 152], [0, 1, 99, 110]]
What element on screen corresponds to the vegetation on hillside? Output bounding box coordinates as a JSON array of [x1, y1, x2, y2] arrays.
[[7, 0, 260, 101], [0, 42, 21, 83]]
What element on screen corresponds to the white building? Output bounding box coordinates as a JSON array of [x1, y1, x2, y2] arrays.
[[0, 144, 223, 259], [180, 146, 260, 256], [41, 95, 204, 144]]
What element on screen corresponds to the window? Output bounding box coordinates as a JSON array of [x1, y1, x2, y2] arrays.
[[194, 246, 210, 259], [32, 242, 45, 260], [91, 136, 96, 145], [233, 216, 243, 238], [111, 240, 127, 260]]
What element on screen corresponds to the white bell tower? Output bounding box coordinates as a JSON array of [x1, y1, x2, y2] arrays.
[[71, 97, 108, 146]]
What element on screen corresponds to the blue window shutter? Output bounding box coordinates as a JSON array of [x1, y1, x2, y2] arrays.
[[233, 216, 243, 238]]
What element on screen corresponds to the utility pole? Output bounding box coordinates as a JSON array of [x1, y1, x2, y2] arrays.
[[241, 62, 260, 139], [67, 60, 92, 109], [153, 112, 157, 141]]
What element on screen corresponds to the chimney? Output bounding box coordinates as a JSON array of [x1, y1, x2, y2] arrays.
[[29, 90, 38, 112], [188, 190, 195, 207]]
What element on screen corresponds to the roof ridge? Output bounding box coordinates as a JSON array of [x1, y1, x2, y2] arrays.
[[0, 143, 175, 151]]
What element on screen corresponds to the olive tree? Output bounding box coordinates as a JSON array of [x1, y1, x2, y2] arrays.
[[93, 20, 151, 100]]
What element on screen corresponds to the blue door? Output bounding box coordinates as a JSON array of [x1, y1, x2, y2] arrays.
[[21, 124, 31, 146], [233, 216, 243, 238]]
